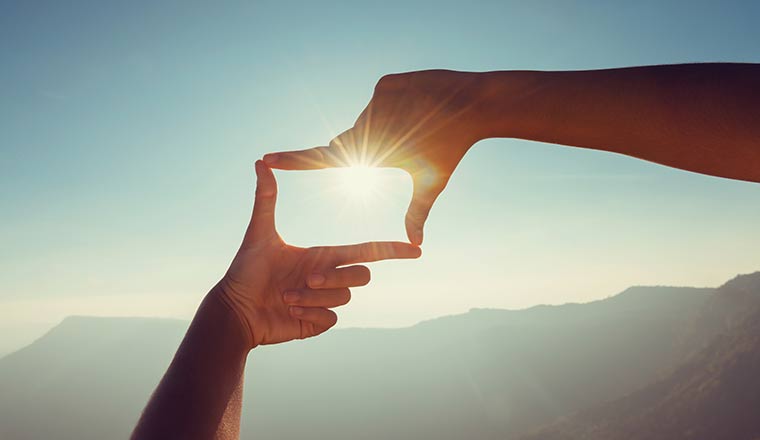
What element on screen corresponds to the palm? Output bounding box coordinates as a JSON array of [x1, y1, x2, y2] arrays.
[[229, 240, 333, 345], [259, 246, 311, 344]]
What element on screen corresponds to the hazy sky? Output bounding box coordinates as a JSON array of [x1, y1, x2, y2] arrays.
[[2, 0, 760, 353]]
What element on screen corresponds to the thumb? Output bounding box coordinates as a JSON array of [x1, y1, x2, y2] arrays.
[[245, 160, 278, 243], [405, 174, 446, 246]]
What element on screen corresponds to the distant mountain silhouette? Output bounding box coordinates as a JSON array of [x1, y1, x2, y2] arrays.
[[523, 272, 760, 440], [0, 317, 186, 440], [0, 274, 757, 440]]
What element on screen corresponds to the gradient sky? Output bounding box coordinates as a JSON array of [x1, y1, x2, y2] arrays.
[[2, 0, 760, 353]]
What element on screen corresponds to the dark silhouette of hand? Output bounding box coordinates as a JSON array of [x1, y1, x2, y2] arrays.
[[215, 161, 421, 348], [263, 70, 484, 245]]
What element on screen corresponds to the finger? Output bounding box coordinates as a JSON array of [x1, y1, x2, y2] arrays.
[[405, 175, 446, 245], [245, 160, 278, 243], [282, 288, 351, 308], [264, 126, 368, 169], [307, 266, 370, 289], [322, 241, 422, 266], [289, 307, 338, 336], [263, 146, 344, 170]]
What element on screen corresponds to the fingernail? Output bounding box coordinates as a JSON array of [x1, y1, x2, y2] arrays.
[[283, 291, 300, 304], [290, 306, 304, 316], [413, 230, 424, 246], [308, 273, 325, 287], [263, 154, 278, 165], [412, 246, 422, 257]]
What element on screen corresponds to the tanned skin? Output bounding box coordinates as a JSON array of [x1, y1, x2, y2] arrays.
[[265, 63, 760, 245], [131, 161, 421, 439]]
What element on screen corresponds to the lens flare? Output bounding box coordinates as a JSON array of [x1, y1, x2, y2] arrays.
[[338, 165, 382, 201]]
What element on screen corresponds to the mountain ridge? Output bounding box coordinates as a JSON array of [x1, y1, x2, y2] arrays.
[[523, 271, 760, 440], [0, 274, 755, 440]]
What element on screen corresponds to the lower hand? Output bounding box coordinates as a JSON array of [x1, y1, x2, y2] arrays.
[[214, 160, 421, 349]]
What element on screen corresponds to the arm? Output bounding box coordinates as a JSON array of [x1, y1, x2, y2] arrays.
[[480, 64, 760, 183], [130, 290, 248, 440], [131, 161, 421, 440], [264, 63, 760, 244]]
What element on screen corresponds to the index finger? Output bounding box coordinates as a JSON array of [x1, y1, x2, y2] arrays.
[[318, 241, 422, 266], [263, 146, 346, 170]]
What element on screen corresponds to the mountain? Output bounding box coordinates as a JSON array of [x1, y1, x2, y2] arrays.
[[0, 317, 187, 440], [0, 276, 749, 440], [523, 272, 760, 440], [244, 285, 711, 440]]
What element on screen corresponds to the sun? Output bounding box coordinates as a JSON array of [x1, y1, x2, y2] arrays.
[[337, 165, 383, 201]]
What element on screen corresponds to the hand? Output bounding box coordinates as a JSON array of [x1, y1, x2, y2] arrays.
[[214, 160, 421, 349], [263, 70, 486, 245]]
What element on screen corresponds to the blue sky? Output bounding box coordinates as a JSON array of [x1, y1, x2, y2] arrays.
[[2, 0, 760, 352]]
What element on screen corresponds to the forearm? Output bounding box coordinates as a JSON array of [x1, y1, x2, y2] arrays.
[[131, 287, 249, 440], [475, 63, 760, 182]]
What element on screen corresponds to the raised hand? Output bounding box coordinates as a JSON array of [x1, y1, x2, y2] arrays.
[[214, 160, 422, 348], [263, 70, 487, 245]]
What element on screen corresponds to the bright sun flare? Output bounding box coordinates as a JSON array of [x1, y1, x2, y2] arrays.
[[338, 165, 382, 201]]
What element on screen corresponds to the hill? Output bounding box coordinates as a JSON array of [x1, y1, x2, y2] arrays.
[[524, 272, 760, 440], [0, 317, 187, 440], [0, 280, 730, 440]]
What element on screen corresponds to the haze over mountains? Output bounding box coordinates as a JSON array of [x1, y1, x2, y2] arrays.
[[1, 272, 759, 440]]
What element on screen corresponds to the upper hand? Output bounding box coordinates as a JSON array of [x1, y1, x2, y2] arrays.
[[214, 160, 421, 349], [262, 70, 486, 245]]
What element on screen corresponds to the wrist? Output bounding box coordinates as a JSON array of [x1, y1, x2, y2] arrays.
[[209, 279, 258, 350], [471, 70, 548, 140]]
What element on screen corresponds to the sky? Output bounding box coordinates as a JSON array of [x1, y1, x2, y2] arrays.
[[2, 0, 760, 354]]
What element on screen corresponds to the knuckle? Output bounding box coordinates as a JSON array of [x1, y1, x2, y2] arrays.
[[313, 147, 327, 161], [376, 73, 405, 90], [375, 75, 392, 91], [406, 209, 429, 223], [321, 146, 338, 163], [356, 243, 372, 261], [330, 130, 353, 150], [308, 246, 328, 259], [255, 187, 277, 199]]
